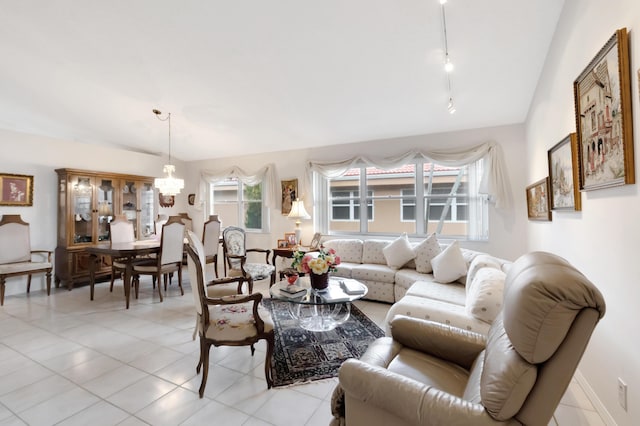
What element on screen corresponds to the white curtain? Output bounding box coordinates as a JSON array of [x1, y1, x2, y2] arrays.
[[304, 141, 511, 209], [196, 163, 278, 210]]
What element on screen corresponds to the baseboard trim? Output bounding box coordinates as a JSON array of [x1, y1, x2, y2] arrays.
[[574, 368, 617, 426]]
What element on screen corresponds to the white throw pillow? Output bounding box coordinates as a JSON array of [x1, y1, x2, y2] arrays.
[[465, 267, 506, 323], [431, 241, 467, 283], [383, 233, 415, 269], [413, 233, 441, 273]]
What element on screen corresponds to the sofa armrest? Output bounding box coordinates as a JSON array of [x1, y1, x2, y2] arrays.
[[339, 359, 503, 426], [390, 315, 486, 370]]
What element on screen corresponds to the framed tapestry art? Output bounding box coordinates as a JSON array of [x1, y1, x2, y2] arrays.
[[573, 28, 634, 191], [548, 133, 581, 211], [159, 193, 175, 207], [281, 179, 298, 215], [526, 178, 551, 222], [0, 173, 33, 206]]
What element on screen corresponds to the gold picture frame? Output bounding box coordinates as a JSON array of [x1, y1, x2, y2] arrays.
[[547, 133, 581, 211], [526, 177, 552, 222], [573, 28, 634, 191], [281, 178, 298, 216], [284, 232, 297, 247], [0, 173, 33, 206]]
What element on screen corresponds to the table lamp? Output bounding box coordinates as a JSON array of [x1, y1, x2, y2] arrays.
[[287, 198, 311, 245]]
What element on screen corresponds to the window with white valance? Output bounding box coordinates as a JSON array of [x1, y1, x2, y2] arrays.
[[305, 141, 511, 241]]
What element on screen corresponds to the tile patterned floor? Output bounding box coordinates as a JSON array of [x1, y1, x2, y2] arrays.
[[0, 275, 607, 425]]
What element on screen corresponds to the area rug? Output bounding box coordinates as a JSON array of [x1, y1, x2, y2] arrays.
[[263, 298, 385, 388]]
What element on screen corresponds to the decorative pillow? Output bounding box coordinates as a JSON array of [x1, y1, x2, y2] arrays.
[[431, 241, 467, 283], [382, 233, 415, 269], [466, 267, 506, 323], [413, 233, 441, 273]]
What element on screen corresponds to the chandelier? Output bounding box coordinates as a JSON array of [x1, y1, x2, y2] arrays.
[[153, 109, 184, 196]]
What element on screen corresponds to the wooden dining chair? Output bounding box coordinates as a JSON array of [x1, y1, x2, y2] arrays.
[[202, 216, 221, 279], [0, 215, 53, 306], [132, 218, 185, 302], [108, 216, 135, 292], [185, 231, 274, 397]]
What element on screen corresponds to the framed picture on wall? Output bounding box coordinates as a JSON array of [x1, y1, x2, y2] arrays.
[[573, 28, 634, 191], [159, 193, 175, 207], [547, 133, 581, 211], [0, 173, 33, 206], [526, 178, 552, 221], [281, 178, 298, 216]]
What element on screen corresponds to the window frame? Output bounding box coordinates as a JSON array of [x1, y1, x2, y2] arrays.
[[316, 158, 488, 240], [209, 178, 269, 232]]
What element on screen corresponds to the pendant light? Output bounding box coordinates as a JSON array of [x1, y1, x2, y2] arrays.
[[153, 109, 184, 196]]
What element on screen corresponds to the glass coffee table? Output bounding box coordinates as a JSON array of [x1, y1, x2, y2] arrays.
[[269, 276, 367, 332]]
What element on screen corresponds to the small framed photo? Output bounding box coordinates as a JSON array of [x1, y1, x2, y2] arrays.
[[187, 193, 195, 206], [0, 173, 33, 206], [277, 239, 289, 249], [159, 193, 175, 208], [281, 178, 298, 216], [309, 232, 322, 249], [547, 133, 581, 211], [526, 178, 552, 221], [284, 232, 297, 246]]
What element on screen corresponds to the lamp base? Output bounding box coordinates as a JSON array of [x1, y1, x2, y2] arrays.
[[294, 228, 302, 245]]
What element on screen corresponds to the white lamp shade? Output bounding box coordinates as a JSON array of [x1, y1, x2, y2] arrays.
[[288, 199, 311, 220]]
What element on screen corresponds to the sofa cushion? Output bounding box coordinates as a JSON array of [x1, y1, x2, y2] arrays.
[[382, 234, 415, 269], [467, 255, 504, 285], [465, 267, 506, 323], [362, 240, 389, 265], [406, 280, 466, 306], [351, 263, 396, 284], [413, 233, 441, 273], [332, 262, 358, 278], [431, 241, 467, 283], [324, 239, 363, 264]]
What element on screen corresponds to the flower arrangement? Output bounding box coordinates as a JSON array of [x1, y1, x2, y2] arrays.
[[291, 245, 341, 275]]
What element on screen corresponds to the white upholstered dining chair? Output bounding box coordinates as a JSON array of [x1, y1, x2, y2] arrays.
[[0, 215, 53, 306]]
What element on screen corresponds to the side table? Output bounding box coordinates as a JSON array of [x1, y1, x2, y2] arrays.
[[272, 246, 317, 280]]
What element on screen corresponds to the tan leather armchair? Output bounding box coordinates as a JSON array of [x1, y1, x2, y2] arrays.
[[332, 251, 606, 426]]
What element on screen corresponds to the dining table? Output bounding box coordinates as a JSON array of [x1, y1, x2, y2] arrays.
[[86, 239, 161, 309]]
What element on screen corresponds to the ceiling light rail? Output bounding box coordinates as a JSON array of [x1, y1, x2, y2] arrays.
[[439, 0, 456, 114]]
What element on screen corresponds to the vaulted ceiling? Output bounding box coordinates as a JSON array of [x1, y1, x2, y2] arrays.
[[0, 1, 564, 161]]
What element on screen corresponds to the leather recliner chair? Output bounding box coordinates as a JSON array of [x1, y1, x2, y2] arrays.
[[331, 251, 606, 426]]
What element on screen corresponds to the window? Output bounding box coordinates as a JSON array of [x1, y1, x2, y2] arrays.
[[317, 160, 487, 240], [210, 178, 267, 231], [330, 190, 373, 221]]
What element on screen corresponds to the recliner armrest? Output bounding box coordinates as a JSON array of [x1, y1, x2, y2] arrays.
[[339, 359, 501, 426], [390, 315, 486, 370]]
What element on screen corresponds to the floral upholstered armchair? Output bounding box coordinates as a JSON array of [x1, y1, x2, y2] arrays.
[[222, 226, 275, 293]]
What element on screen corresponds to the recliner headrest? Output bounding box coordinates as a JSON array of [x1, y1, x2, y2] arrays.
[[502, 252, 605, 364]]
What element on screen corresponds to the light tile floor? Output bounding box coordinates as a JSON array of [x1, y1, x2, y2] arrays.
[[0, 275, 606, 425]]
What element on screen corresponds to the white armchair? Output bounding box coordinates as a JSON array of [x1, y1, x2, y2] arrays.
[[0, 215, 53, 306]]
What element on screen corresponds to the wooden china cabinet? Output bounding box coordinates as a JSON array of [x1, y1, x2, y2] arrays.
[[54, 168, 157, 290]]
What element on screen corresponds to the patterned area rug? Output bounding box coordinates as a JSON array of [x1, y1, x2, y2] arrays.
[[263, 298, 385, 388]]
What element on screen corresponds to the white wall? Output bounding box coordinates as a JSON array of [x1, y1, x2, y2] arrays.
[[0, 128, 186, 296], [526, 0, 640, 424], [186, 123, 530, 261]]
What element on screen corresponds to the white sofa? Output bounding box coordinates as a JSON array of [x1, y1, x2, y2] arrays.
[[323, 237, 511, 335]]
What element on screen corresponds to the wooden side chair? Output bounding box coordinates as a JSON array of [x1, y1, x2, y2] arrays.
[[108, 216, 136, 292], [132, 218, 185, 302], [0, 215, 53, 306], [185, 230, 274, 398], [222, 226, 275, 293], [202, 216, 221, 279]]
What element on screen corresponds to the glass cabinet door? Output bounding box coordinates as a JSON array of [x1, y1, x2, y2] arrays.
[[97, 178, 115, 241], [71, 175, 94, 244], [139, 182, 155, 239], [121, 180, 138, 235]]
